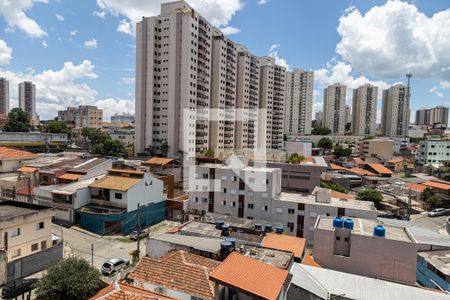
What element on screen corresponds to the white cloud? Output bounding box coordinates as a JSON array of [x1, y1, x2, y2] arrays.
[[55, 13, 64, 22], [96, 0, 243, 35], [117, 19, 132, 35], [69, 30, 78, 36], [0, 0, 48, 37], [84, 38, 98, 49], [0, 39, 12, 64], [336, 0, 450, 80], [93, 10, 106, 19], [441, 81, 450, 89], [430, 86, 444, 97], [42, 40, 48, 48], [267, 43, 290, 70], [219, 26, 240, 35], [257, 0, 268, 5], [122, 77, 135, 85], [95, 98, 134, 120]]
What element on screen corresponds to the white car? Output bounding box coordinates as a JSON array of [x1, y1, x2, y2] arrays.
[[428, 208, 446, 217], [101, 258, 130, 276]]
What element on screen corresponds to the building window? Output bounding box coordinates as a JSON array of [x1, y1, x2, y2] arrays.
[[232, 202, 236, 207], [36, 222, 45, 230], [335, 236, 341, 241], [115, 193, 122, 199], [288, 208, 295, 214], [11, 248, 21, 258], [9, 228, 20, 237], [31, 243, 39, 252], [248, 203, 254, 209], [41, 240, 47, 250]]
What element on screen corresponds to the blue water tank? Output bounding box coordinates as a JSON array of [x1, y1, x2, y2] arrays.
[[255, 223, 263, 230], [226, 238, 236, 247], [220, 241, 233, 258], [221, 224, 230, 236], [333, 218, 344, 228], [216, 220, 225, 229], [344, 219, 354, 230], [374, 225, 386, 237], [275, 226, 284, 234], [265, 224, 273, 232]]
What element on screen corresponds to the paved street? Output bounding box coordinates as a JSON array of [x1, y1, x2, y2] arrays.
[[410, 213, 449, 235]]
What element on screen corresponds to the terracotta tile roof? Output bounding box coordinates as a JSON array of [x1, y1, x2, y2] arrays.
[[329, 163, 346, 170], [353, 158, 365, 165], [210, 252, 289, 300], [0, 147, 37, 159], [89, 175, 141, 191], [387, 157, 404, 164], [16, 166, 37, 173], [58, 173, 82, 181], [346, 167, 375, 176], [330, 190, 354, 200], [90, 282, 176, 300], [423, 181, 450, 191], [108, 169, 145, 175], [142, 157, 174, 167], [262, 233, 305, 258], [129, 251, 219, 300], [302, 254, 321, 268], [406, 183, 427, 193], [367, 164, 394, 175]]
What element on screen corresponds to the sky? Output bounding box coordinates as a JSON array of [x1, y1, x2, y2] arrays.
[[0, 0, 449, 122]]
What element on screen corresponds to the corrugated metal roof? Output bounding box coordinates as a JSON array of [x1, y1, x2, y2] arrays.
[[291, 263, 450, 300], [151, 233, 223, 253]]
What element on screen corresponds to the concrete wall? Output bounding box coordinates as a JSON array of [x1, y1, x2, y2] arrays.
[[0, 132, 68, 143], [126, 173, 164, 212]]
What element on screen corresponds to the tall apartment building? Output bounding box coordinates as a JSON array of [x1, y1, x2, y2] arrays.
[[234, 45, 260, 150], [415, 106, 448, 127], [323, 84, 346, 135], [284, 69, 314, 135], [0, 77, 9, 115], [258, 56, 286, 149], [345, 105, 351, 125], [381, 84, 410, 137], [351, 84, 378, 136], [415, 108, 430, 126], [58, 105, 103, 129], [315, 111, 323, 127], [18, 81, 37, 123]]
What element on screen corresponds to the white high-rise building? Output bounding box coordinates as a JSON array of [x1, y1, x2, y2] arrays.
[[351, 84, 378, 136], [135, 1, 285, 156], [315, 111, 323, 127], [284, 69, 314, 136], [345, 105, 351, 125], [258, 56, 286, 149], [0, 77, 9, 115], [323, 84, 346, 135], [18, 81, 38, 123], [381, 84, 410, 137]]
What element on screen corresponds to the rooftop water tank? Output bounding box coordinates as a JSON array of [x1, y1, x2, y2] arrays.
[[265, 224, 273, 232], [344, 219, 354, 230], [255, 223, 263, 230], [216, 220, 225, 229], [275, 226, 284, 234], [220, 241, 233, 259], [221, 224, 230, 236], [374, 225, 386, 237], [333, 217, 344, 228], [226, 237, 236, 247]]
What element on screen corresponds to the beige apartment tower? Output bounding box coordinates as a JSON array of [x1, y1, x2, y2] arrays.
[[58, 105, 103, 129], [284, 69, 314, 135], [0, 77, 9, 116], [19, 81, 38, 124], [381, 84, 410, 137], [351, 84, 378, 136], [323, 84, 346, 135], [258, 56, 286, 149]]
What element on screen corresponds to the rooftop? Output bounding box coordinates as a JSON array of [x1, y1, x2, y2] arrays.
[[57, 173, 83, 181], [142, 157, 175, 167], [423, 180, 450, 191], [150, 233, 223, 254], [290, 263, 449, 300], [0, 201, 53, 223], [367, 164, 394, 175], [418, 250, 450, 276], [90, 282, 176, 300], [316, 216, 414, 243], [129, 251, 219, 300], [68, 158, 110, 174], [236, 244, 293, 269], [0, 147, 37, 160], [276, 192, 376, 211], [210, 252, 289, 300], [262, 233, 305, 258], [89, 175, 141, 191], [52, 175, 105, 195], [346, 167, 376, 176]]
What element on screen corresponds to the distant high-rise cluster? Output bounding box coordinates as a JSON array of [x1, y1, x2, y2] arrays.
[[415, 106, 449, 127], [381, 84, 410, 137], [323, 83, 346, 135], [351, 84, 378, 136]]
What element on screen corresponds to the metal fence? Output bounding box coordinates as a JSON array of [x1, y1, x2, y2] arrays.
[[6, 242, 63, 284]]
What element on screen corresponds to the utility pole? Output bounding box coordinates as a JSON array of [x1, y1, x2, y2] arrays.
[[407, 188, 412, 221], [136, 203, 141, 260], [404, 73, 412, 146], [91, 243, 94, 267]]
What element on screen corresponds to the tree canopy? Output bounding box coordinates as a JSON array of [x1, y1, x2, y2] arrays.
[[287, 153, 305, 164], [3, 108, 31, 132], [201, 148, 214, 158], [312, 126, 332, 135], [35, 257, 104, 300], [320, 181, 348, 193], [81, 128, 125, 157], [318, 137, 333, 149], [357, 188, 383, 208], [43, 120, 71, 135], [334, 144, 352, 158], [421, 187, 442, 208]]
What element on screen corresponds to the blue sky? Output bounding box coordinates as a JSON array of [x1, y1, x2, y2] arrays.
[[0, 0, 449, 121]]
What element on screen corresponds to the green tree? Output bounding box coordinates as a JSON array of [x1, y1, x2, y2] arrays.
[[318, 137, 333, 149], [81, 128, 124, 157], [287, 153, 305, 164], [201, 148, 214, 158], [357, 188, 383, 208], [320, 181, 348, 193], [43, 120, 71, 135], [160, 142, 169, 157], [421, 187, 435, 202], [312, 126, 332, 135], [334, 144, 352, 158], [3, 108, 31, 132], [35, 257, 104, 300]]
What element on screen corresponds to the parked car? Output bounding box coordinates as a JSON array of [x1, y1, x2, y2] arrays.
[[101, 258, 130, 276], [130, 230, 149, 240], [428, 208, 446, 217], [1, 278, 38, 299]]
